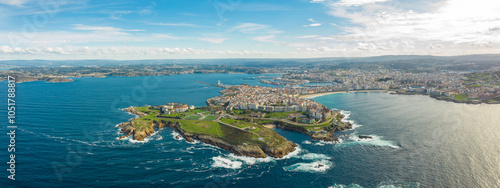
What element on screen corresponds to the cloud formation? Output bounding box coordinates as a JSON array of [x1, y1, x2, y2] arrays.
[[303, 18, 322, 27], [301, 0, 500, 56], [335, 0, 390, 6], [0, 46, 280, 59]]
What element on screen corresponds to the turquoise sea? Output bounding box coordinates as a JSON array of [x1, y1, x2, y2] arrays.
[[1, 73, 499, 187]]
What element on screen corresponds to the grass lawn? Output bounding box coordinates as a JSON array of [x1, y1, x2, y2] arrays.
[[203, 115, 218, 121], [221, 118, 236, 124], [221, 118, 252, 128], [453, 94, 468, 101], [178, 120, 222, 137], [128, 106, 292, 149], [264, 111, 303, 119], [183, 115, 202, 120]]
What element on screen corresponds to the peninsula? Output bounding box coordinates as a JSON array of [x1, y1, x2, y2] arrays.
[[117, 84, 352, 158]]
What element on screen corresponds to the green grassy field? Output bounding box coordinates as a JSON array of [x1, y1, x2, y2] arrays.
[[183, 115, 202, 120], [453, 94, 468, 101], [264, 111, 303, 119], [128, 106, 292, 149], [178, 120, 222, 137], [203, 115, 218, 121], [221, 118, 253, 128]]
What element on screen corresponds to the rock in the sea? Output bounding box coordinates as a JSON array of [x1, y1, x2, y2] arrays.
[[261, 141, 297, 158], [358, 135, 372, 139]]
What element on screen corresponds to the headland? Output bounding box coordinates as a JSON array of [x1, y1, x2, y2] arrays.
[[117, 84, 353, 158]]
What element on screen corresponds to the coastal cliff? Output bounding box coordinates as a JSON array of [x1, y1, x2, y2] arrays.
[[117, 107, 158, 141], [272, 113, 352, 142], [118, 107, 297, 158]]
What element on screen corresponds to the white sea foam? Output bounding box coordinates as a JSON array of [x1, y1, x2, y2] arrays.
[[227, 154, 274, 165], [300, 153, 331, 161], [122, 107, 140, 117], [212, 156, 243, 169], [340, 110, 362, 130], [171, 131, 184, 140], [329, 181, 420, 188], [302, 140, 312, 144], [123, 131, 161, 144], [114, 123, 123, 128], [283, 160, 332, 173], [337, 133, 400, 149], [329, 183, 364, 188], [279, 146, 302, 159], [187, 139, 200, 144]]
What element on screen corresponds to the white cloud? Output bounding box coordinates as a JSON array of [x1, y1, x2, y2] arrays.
[[335, 0, 390, 7], [231, 23, 269, 33], [199, 38, 229, 44], [0, 46, 282, 59], [72, 24, 144, 36], [303, 18, 322, 27], [230, 23, 282, 34], [317, 0, 500, 55], [0, 0, 29, 6], [0, 30, 181, 47]]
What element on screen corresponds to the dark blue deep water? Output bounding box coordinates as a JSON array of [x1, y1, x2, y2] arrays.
[[1, 74, 499, 187]]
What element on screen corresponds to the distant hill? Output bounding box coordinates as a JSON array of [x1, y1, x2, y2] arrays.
[[0, 54, 499, 68]]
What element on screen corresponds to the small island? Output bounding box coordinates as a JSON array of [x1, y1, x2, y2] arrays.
[[117, 84, 352, 158]]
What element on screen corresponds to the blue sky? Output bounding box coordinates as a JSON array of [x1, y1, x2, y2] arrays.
[[0, 0, 499, 59]]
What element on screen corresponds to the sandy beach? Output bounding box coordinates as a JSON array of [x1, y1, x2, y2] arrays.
[[299, 90, 389, 98]]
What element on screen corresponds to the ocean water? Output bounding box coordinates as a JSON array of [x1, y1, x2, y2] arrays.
[[0, 74, 499, 187]]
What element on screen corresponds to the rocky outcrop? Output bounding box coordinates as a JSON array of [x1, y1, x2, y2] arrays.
[[118, 108, 172, 141], [358, 135, 372, 139], [261, 141, 297, 158], [197, 134, 267, 158], [273, 121, 308, 134], [273, 120, 342, 142], [310, 132, 338, 142], [123, 107, 147, 117]]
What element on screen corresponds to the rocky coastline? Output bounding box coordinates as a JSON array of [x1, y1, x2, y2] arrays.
[[272, 114, 352, 143], [117, 107, 297, 158]]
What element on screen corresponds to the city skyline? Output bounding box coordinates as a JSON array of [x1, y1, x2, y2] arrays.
[[0, 0, 499, 60]]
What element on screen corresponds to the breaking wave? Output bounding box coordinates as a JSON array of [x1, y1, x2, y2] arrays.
[[339, 110, 362, 130], [329, 180, 421, 188], [336, 133, 400, 149], [211, 156, 243, 169]]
